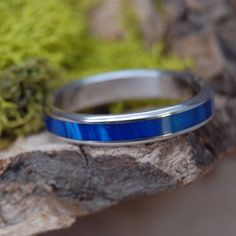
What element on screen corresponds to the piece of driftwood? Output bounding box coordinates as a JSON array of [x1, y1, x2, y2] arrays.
[[1, 0, 236, 235]]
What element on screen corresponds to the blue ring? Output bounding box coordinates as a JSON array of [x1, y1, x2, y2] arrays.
[[45, 99, 213, 143]]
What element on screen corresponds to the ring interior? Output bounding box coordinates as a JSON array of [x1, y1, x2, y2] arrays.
[[54, 72, 200, 113]]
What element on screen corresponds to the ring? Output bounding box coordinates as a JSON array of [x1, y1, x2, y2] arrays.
[[45, 69, 214, 145]]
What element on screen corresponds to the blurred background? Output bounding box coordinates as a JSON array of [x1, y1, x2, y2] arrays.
[[0, 0, 191, 149], [1, 0, 235, 146]]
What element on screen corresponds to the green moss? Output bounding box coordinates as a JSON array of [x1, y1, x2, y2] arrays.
[[0, 59, 64, 140], [0, 0, 191, 76], [0, 0, 93, 70], [0, 0, 192, 148]]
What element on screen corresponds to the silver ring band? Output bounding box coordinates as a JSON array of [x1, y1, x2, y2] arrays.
[[45, 69, 214, 145]]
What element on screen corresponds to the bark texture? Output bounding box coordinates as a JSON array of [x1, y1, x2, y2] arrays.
[[1, 0, 236, 235]]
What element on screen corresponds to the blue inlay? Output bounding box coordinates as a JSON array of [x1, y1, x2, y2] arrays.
[[45, 99, 213, 142]]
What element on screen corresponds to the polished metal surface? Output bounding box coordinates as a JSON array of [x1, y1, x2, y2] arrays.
[[45, 69, 214, 145]]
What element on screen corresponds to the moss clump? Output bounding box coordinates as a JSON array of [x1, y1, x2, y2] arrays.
[[0, 59, 63, 141], [0, 0, 92, 147]]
